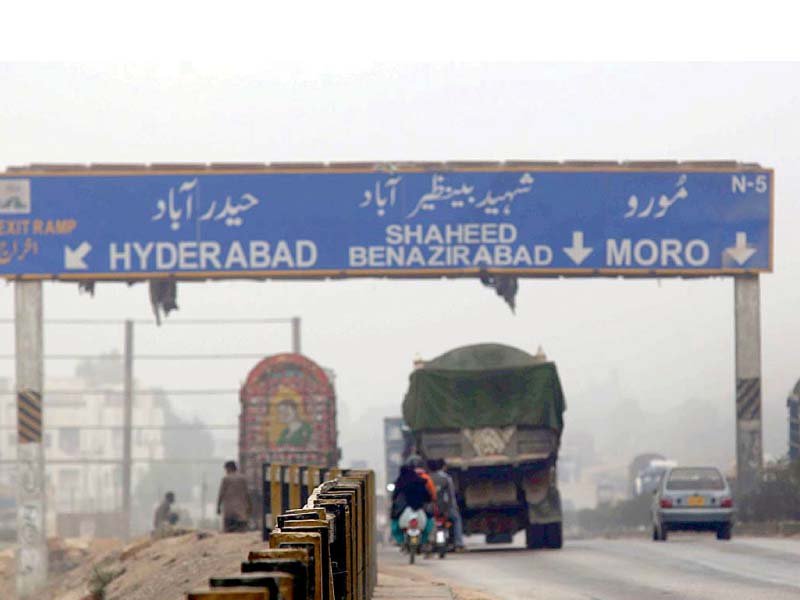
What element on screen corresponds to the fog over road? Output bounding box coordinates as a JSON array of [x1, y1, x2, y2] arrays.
[[380, 535, 800, 599]]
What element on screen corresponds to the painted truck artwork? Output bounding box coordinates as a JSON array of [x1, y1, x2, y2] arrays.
[[238, 353, 338, 509]]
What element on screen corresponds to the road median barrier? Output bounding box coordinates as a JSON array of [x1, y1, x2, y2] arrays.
[[187, 464, 376, 600]]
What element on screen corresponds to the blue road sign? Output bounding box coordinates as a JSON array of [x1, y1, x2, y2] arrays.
[[0, 164, 773, 280]]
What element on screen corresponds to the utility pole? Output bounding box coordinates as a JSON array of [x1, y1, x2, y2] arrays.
[[15, 281, 47, 598], [788, 385, 800, 462], [200, 472, 207, 525], [734, 275, 763, 494], [122, 320, 134, 539], [292, 316, 302, 354]]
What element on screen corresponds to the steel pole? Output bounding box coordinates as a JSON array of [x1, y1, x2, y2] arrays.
[[15, 281, 48, 597], [734, 275, 764, 494], [291, 316, 301, 354], [122, 320, 134, 538]]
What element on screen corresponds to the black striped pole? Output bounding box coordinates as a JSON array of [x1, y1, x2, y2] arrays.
[[17, 389, 42, 443]]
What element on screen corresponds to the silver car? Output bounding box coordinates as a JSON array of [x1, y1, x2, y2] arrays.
[[652, 466, 734, 541]]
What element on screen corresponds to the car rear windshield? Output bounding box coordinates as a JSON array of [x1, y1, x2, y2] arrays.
[[666, 468, 725, 491]]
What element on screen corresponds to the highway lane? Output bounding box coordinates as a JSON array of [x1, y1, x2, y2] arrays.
[[380, 534, 800, 599]]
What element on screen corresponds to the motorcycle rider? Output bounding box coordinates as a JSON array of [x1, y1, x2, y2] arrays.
[[428, 458, 466, 552], [390, 463, 433, 545]]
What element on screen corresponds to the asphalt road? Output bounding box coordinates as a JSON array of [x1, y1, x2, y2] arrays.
[[380, 534, 800, 599]]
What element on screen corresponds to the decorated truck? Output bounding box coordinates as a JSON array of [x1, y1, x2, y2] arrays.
[[402, 343, 565, 549], [239, 353, 339, 517]]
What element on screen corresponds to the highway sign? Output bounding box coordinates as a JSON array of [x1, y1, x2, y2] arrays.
[[0, 163, 773, 280]]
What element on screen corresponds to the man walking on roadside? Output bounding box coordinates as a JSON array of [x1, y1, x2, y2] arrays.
[[217, 460, 252, 532]]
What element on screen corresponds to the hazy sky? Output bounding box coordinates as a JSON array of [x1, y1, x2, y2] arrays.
[[1, 62, 798, 470]]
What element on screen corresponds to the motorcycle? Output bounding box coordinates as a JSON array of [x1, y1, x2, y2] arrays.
[[399, 507, 427, 565], [433, 515, 454, 559]]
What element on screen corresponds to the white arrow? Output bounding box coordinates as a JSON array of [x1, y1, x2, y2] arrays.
[[563, 231, 593, 265], [64, 242, 91, 270], [725, 232, 756, 266]]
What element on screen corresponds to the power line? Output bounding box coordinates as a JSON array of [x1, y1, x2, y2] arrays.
[[0, 458, 231, 465], [0, 389, 238, 396], [0, 425, 237, 430], [0, 318, 295, 325], [0, 353, 264, 360]]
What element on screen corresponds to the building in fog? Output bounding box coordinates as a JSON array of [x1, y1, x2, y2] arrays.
[[0, 375, 168, 537]]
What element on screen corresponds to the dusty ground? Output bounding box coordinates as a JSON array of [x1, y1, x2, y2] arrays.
[[0, 530, 266, 600], [0, 533, 478, 600]]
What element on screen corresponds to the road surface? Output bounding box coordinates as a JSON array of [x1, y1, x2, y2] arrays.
[[380, 534, 800, 599]]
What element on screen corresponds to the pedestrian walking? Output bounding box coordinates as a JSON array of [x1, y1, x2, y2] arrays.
[[217, 460, 253, 532]]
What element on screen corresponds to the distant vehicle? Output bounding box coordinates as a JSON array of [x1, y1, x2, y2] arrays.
[[628, 452, 665, 495], [652, 466, 734, 541], [383, 417, 406, 492], [403, 343, 565, 550], [595, 480, 616, 506], [635, 459, 678, 496]]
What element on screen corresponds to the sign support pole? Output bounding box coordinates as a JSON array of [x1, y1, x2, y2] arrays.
[[122, 319, 133, 539], [15, 280, 48, 598], [734, 274, 763, 494], [292, 316, 301, 354]]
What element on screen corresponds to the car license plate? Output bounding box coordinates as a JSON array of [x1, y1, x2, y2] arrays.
[[688, 495, 705, 507]]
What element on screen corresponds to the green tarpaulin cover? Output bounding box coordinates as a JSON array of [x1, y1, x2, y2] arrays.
[[403, 344, 565, 432]]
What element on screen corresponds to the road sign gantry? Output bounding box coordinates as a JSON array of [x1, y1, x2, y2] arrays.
[[0, 161, 773, 281]]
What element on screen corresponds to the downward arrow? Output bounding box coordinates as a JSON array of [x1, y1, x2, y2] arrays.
[[563, 231, 593, 265], [64, 242, 91, 270], [725, 232, 756, 266]]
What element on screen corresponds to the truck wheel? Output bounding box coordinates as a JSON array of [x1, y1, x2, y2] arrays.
[[544, 522, 563, 549], [526, 524, 545, 549], [716, 523, 732, 540]]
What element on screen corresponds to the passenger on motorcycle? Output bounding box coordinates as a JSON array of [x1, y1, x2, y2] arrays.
[[428, 458, 466, 552], [390, 464, 434, 545]]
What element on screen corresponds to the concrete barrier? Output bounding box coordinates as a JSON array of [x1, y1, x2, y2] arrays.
[[191, 465, 376, 600]]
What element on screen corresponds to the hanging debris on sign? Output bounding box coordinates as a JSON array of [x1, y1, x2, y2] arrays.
[[480, 270, 518, 313], [149, 279, 178, 325]]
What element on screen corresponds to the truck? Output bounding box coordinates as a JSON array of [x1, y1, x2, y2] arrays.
[[402, 343, 565, 549], [239, 353, 339, 517]]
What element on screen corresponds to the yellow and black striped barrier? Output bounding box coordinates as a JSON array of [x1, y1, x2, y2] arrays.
[[189, 465, 376, 600], [17, 388, 42, 443]]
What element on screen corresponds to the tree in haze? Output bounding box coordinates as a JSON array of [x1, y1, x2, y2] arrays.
[[131, 388, 219, 532]]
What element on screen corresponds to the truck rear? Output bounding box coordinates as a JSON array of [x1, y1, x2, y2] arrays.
[[402, 343, 565, 549], [239, 353, 339, 519]]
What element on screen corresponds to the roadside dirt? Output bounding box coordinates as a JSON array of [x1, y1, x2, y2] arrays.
[[379, 562, 499, 600], [0, 532, 480, 600], [0, 530, 265, 600]]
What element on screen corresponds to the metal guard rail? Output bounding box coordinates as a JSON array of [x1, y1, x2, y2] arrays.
[[186, 464, 376, 600]]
